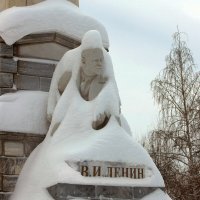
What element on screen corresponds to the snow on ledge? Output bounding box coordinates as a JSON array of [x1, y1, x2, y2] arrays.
[[0, 0, 109, 48], [0, 91, 49, 135], [141, 189, 172, 200]]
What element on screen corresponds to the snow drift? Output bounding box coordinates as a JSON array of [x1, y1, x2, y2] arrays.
[[0, 0, 109, 48], [0, 91, 49, 134]]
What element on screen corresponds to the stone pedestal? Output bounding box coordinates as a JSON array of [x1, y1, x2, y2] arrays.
[[0, 33, 80, 95], [0, 42, 15, 95], [0, 132, 45, 199], [48, 183, 165, 200], [46, 161, 165, 199]]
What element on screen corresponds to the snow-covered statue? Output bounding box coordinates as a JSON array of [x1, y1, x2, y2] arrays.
[[78, 48, 107, 101], [59, 47, 111, 130], [59, 46, 106, 101], [11, 30, 166, 200], [47, 30, 122, 136]]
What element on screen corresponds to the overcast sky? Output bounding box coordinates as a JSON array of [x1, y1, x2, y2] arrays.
[[80, 0, 200, 137]]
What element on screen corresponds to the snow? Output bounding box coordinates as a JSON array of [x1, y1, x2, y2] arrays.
[[11, 30, 165, 200], [0, 91, 49, 134], [11, 128, 165, 200], [141, 189, 172, 200], [120, 114, 132, 135], [0, 0, 109, 48], [47, 30, 119, 124], [13, 56, 59, 65]]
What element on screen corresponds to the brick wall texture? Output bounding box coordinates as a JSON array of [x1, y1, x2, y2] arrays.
[[0, 132, 45, 199], [0, 33, 80, 96]]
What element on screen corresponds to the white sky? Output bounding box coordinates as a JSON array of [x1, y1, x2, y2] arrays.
[[80, 0, 200, 137]]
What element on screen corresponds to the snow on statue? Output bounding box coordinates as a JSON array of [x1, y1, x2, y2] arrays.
[[11, 30, 165, 200], [47, 30, 124, 136]]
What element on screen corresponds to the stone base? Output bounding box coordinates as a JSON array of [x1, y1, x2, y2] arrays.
[[48, 183, 165, 200], [0, 131, 45, 195], [0, 192, 12, 200], [0, 32, 81, 95]]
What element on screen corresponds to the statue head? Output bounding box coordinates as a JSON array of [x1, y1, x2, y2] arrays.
[[81, 30, 103, 50], [81, 48, 104, 77]]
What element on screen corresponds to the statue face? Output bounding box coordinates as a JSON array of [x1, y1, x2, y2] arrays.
[[81, 48, 104, 76]]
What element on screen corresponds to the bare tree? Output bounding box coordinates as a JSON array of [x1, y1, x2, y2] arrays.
[[148, 31, 200, 200]]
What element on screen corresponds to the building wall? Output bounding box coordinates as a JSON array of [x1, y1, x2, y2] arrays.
[[0, 33, 80, 95], [26, 0, 45, 6], [7, 0, 26, 7], [0, 32, 80, 198], [0, 0, 5, 11], [0, 132, 45, 200]]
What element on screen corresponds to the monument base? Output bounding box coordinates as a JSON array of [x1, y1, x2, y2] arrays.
[[48, 183, 165, 200]]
